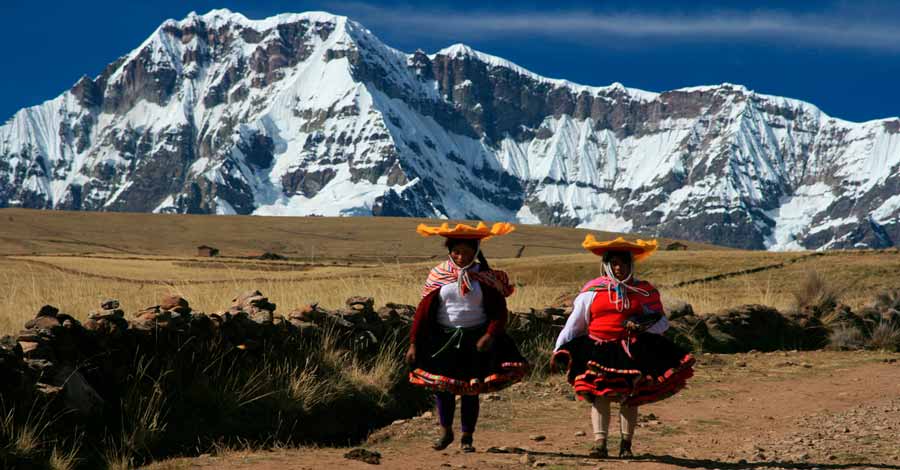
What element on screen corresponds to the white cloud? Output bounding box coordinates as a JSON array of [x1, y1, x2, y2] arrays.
[[327, 2, 900, 52]]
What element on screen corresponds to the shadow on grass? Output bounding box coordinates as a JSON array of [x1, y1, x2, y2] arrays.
[[486, 448, 900, 470]]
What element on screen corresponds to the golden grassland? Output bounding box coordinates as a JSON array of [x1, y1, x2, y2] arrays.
[[0, 208, 718, 259], [2, 208, 900, 336], [3, 209, 900, 469]]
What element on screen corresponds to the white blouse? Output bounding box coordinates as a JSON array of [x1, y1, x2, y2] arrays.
[[553, 291, 670, 351], [436, 266, 487, 328]]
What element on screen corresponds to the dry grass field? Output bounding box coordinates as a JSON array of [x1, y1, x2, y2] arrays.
[[2, 208, 900, 336], [3, 208, 900, 470]]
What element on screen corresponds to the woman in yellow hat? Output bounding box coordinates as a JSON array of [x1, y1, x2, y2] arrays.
[[407, 222, 527, 452], [553, 236, 695, 458]]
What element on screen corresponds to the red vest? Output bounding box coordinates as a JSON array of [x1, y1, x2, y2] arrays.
[[587, 281, 663, 341]]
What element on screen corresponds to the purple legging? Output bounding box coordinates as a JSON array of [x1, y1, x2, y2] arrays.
[[435, 392, 480, 433]]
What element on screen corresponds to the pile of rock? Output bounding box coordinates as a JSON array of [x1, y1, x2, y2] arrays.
[[666, 304, 829, 353], [0, 304, 105, 416], [0, 291, 419, 425], [131, 294, 194, 332], [228, 290, 277, 324], [506, 307, 568, 343]]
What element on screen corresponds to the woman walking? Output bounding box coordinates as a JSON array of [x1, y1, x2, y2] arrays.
[[553, 235, 695, 458], [407, 222, 527, 452]]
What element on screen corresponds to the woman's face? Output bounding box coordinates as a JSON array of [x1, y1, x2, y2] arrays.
[[449, 242, 477, 267], [608, 253, 632, 280]]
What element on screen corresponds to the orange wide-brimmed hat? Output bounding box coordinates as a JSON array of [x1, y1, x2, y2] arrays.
[[416, 221, 515, 240], [582, 234, 658, 262]]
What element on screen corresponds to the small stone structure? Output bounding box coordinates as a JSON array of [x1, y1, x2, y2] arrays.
[[197, 245, 219, 257]]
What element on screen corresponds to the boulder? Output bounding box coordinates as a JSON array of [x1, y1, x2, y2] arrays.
[[57, 314, 82, 330], [160, 294, 189, 311], [346, 296, 375, 312], [25, 315, 62, 331], [384, 303, 415, 321], [289, 304, 325, 322], [88, 309, 125, 320], [18, 339, 55, 361], [36, 305, 59, 318], [0, 335, 24, 361], [376, 306, 401, 321], [666, 300, 695, 320], [250, 310, 274, 325], [52, 365, 104, 418], [783, 312, 829, 350], [666, 314, 713, 352], [232, 290, 276, 312]]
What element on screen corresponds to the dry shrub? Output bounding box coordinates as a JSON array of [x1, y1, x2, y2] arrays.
[[517, 334, 556, 379], [791, 270, 839, 315], [866, 316, 900, 351], [281, 361, 337, 412], [0, 398, 60, 462], [871, 289, 900, 312], [48, 439, 82, 470], [827, 325, 866, 350]]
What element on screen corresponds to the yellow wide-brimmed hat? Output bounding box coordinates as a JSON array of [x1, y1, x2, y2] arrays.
[[582, 234, 658, 262], [416, 221, 515, 240]]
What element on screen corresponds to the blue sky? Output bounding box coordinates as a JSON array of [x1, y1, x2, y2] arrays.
[[1, 0, 898, 123]]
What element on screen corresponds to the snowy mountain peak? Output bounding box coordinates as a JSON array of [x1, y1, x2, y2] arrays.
[[431, 43, 657, 102], [177, 8, 349, 30], [1, 9, 899, 251]]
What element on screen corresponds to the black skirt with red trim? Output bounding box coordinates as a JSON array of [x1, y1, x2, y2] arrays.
[[409, 324, 528, 395], [553, 333, 694, 406]]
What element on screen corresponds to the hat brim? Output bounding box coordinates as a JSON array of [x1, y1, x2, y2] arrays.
[[582, 235, 658, 262], [416, 222, 515, 240]]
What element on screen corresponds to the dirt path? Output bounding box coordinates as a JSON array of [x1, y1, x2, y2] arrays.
[[147, 351, 900, 470]]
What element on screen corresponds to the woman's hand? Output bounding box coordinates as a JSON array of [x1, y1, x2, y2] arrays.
[[623, 320, 640, 332], [476, 333, 494, 352], [405, 344, 417, 365]]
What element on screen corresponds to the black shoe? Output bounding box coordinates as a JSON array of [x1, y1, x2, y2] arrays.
[[618, 439, 633, 458], [460, 434, 475, 453], [589, 440, 608, 458], [432, 430, 454, 450]]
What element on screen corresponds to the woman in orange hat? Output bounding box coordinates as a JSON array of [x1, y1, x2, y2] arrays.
[[407, 222, 527, 453], [553, 236, 695, 459]]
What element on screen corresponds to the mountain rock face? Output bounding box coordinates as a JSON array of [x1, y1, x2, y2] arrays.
[[2, 9, 899, 250]]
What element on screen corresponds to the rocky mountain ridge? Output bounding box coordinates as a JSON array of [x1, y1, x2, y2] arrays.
[[1, 9, 899, 250]]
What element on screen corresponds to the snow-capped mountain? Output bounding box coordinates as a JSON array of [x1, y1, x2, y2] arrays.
[[2, 9, 899, 250]]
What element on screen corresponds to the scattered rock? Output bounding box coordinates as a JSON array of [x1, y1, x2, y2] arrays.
[[344, 448, 381, 465], [487, 446, 526, 454], [529, 434, 546, 442], [519, 453, 535, 464], [575, 430, 587, 437]]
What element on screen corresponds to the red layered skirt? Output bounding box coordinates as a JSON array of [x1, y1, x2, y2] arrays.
[[553, 332, 694, 406]]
